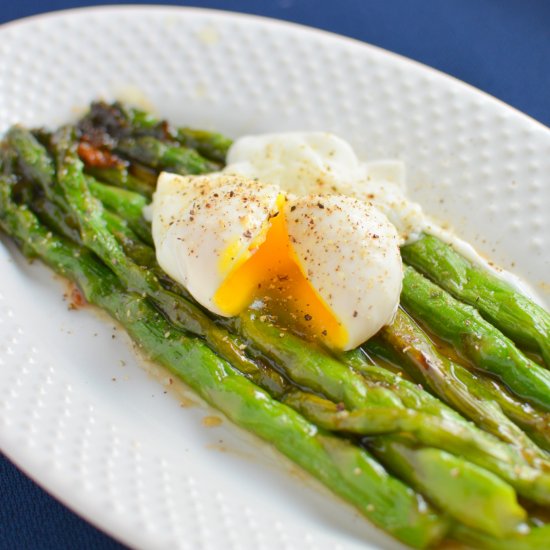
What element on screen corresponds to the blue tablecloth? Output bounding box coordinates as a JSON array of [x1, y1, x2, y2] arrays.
[[1, 1, 549, 548]]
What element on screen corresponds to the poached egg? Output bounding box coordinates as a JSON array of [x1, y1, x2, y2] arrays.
[[152, 171, 402, 351]]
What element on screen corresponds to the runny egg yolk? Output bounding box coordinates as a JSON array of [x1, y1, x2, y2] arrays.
[[213, 196, 348, 348]]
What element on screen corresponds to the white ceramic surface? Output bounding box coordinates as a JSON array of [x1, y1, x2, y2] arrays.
[[0, 6, 548, 550]]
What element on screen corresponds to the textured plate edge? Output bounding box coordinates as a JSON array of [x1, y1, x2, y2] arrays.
[[2, 4, 549, 137]]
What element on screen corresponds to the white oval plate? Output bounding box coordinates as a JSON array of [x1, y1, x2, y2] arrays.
[[0, 6, 549, 550]]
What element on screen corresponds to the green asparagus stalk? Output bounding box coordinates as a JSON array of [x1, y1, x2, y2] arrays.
[[76, 100, 173, 149], [237, 309, 402, 410], [7, 126, 73, 216], [85, 165, 154, 198], [402, 233, 550, 366], [401, 266, 550, 412], [369, 309, 550, 462], [0, 179, 446, 548], [81, 101, 232, 164], [116, 136, 218, 175], [283, 389, 545, 471], [119, 102, 233, 163], [5, 127, 82, 244], [87, 177, 152, 245], [452, 523, 550, 550], [175, 127, 232, 164], [479, 378, 550, 454], [344, 348, 476, 423], [369, 436, 525, 537], [6, 126, 55, 191]]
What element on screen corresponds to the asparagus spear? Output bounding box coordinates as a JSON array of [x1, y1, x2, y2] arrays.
[[80, 101, 232, 164], [119, 102, 233, 163], [369, 309, 550, 462], [480, 378, 550, 454], [237, 310, 403, 410], [76, 103, 221, 175], [5, 127, 83, 244], [344, 347, 477, 423], [0, 180, 446, 548], [85, 165, 154, 198], [283, 389, 545, 469], [116, 136, 218, 175], [175, 127, 232, 164], [401, 266, 550, 411], [452, 523, 550, 550], [6, 126, 55, 189], [7, 126, 73, 216], [365, 336, 550, 455], [402, 233, 550, 366], [242, 309, 550, 502], [369, 437, 525, 538], [86, 177, 152, 245]]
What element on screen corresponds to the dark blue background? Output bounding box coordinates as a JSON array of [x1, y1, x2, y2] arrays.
[[1, 1, 549, 549]]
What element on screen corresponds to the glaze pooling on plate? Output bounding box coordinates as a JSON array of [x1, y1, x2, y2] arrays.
[[0, 7, 548, 550]]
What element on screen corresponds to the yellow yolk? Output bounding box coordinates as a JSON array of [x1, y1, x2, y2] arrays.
[[214, 198, 348, 348]]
